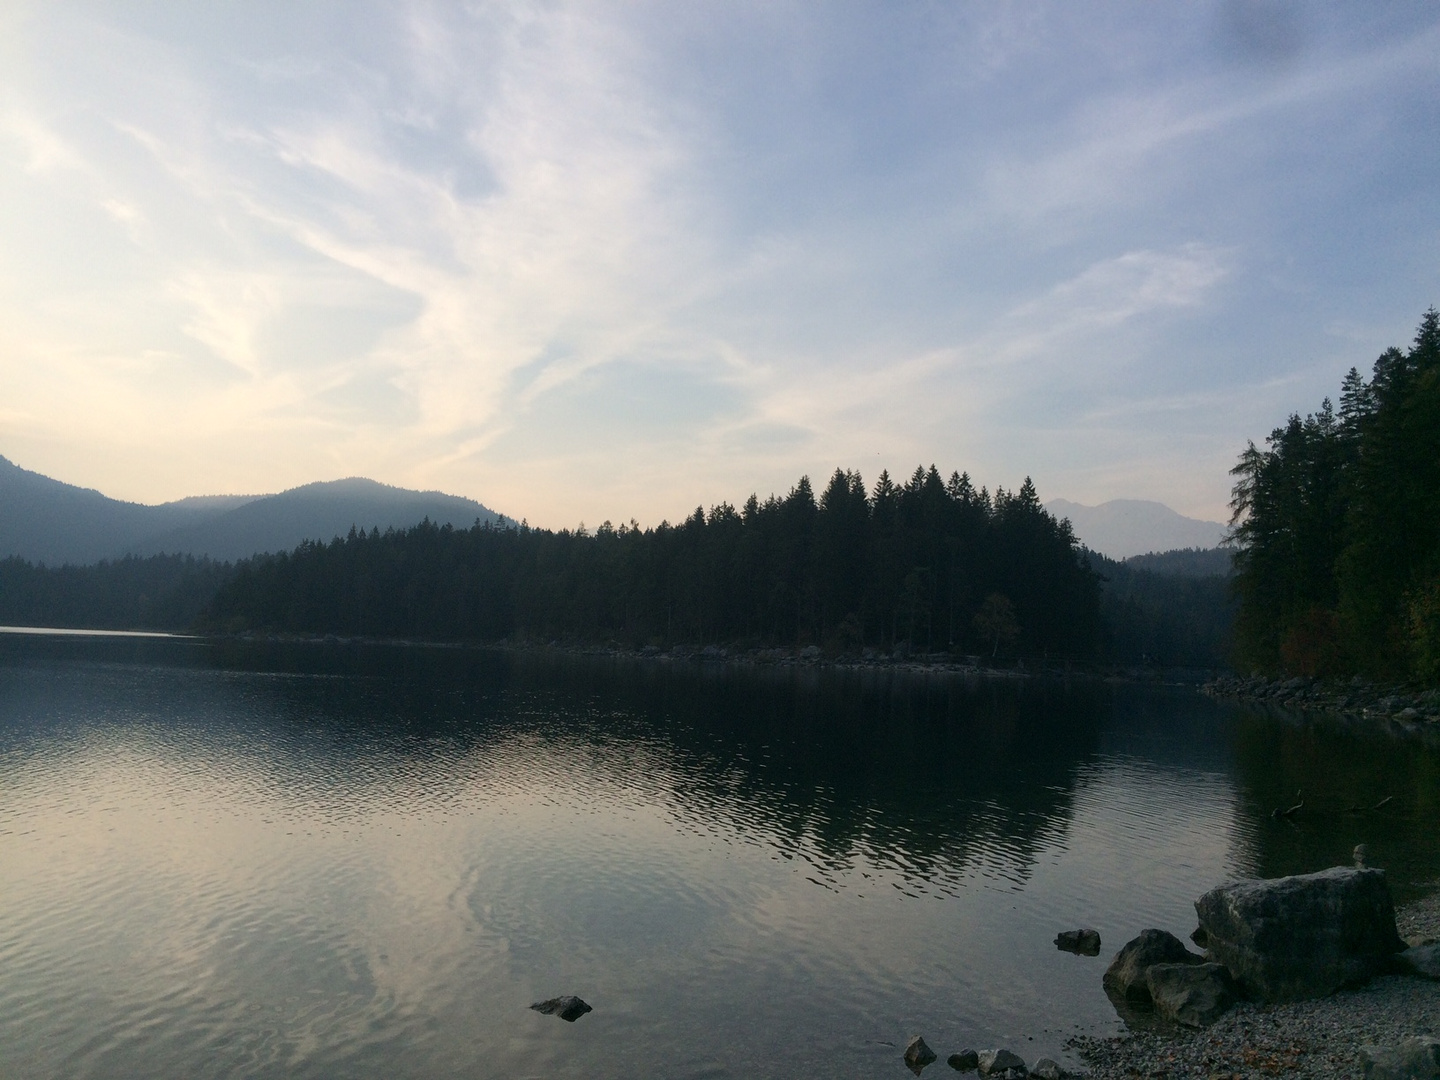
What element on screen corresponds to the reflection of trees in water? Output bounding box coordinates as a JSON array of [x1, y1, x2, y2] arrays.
[[500, 656, 1109, 894], [14, 636, 1111, 891], [1229, 708, 1440, 903], [18, 635, 1439, 907]]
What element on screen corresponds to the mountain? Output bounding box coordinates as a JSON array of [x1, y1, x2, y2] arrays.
[[0, 454, 504, 565], [129, 478, 505, 562], [1046, 498, 1228, 560]]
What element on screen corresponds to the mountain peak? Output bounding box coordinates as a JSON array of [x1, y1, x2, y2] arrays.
[[1046, 498, 1227, 560], [0, 456, 505, 565]]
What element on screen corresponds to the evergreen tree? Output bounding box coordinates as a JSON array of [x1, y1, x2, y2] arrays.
[[1229, 308, 1440, 682]]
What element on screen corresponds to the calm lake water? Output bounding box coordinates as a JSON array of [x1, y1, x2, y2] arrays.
[[1, 634, 1436, 1079]]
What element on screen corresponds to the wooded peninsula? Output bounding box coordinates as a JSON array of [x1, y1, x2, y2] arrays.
[[2, 308, 1435, 686]]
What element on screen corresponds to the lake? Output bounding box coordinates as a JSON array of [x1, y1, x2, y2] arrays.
[[1, 633, 1435, 1079]]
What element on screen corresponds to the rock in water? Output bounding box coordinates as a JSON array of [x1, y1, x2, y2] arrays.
[[977, 1048, 1028, 1076], [948, 1049, 980, 1071], [904, 1035, 938, 1074], [1195, 866, 1405, 1001], [1103, 929, 1204, 1003], [1145, 962, 1236, 1027], [1032, 1059, 1065, 1079], [1360, 1036, 1440, 1079], [529, 995, 592, 1022], [1398, 944, 1440, 979], [1054, 929, 1101, 955]]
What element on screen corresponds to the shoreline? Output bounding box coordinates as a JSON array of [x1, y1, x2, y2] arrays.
[[1204, 673, 1440, 727], [1067, 885, 1440, 1079], [199, 629, 1223, 686]]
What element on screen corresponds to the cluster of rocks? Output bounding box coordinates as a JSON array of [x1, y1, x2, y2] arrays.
[[903, 1036, 1069, 1078], [1104, 867, 1421, 1023], [1068, 977, 1440, 1080], [1203, 674, 1440, 727], [1087, 866, 1440, 1077]]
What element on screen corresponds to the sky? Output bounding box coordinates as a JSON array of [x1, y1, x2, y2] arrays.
[[1, 2, 1437, 529]]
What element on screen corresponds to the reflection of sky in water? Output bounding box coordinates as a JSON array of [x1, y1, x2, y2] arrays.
[[0, 643, 1434, 1079]]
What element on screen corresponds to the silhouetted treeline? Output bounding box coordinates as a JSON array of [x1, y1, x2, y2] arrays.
[[1229, 308, 1440, 683], [0, 554, 233, 631], [0, 472, 1240, 670], [201, 468, 1103, 659]]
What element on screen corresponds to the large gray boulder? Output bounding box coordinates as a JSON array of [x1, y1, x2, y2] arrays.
[[1195, 866, 1405, 1001], [1103, 929, 1204, 1003], [1360, 1036, 1440, 1079], [1145, 962, 1236, 1027]]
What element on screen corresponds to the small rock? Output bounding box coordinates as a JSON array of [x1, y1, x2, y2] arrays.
[[1054, 929, 1102, 955], [1103, 929, 1204, 1003], [948, 1049, 980, 1072], [1032, 1058, 1065, 1079], [1397, 944, 1440, 979], [978, 1048, 1028, 1076], [1146, 961, 1236, 1027], [1360, 1035, 1440, 1079], [1398, 708, 1420, 721], [1190, 925, 1209, 949], [905, 1035, 939, 1075], [529, 995, 592, 1022], [1356, 844, 1369, 868]]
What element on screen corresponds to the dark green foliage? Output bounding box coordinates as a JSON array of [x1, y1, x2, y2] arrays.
[[1123, 547, 1233, 578], [1229, 308, 1440, 682], [201, 469, 1104, 659], [0, 554, 232, 631], [1090, 551, 1236, 669]]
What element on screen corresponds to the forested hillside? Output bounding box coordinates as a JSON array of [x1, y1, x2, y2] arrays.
[[1229, 308, 1440, 683], [1091, 551, 1234, 669], [0, 555, 231, 631], [200, 468, 1103, 659], [1, 469, 1246, 670]]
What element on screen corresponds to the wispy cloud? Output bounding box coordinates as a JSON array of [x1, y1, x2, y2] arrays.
[[0, 1, 1436, 524]]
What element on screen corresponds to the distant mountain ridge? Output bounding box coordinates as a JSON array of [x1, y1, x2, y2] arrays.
[[1046, 497, 1228, 560], [0, 454, 504, 565], [1122, 547, 1232, 578]]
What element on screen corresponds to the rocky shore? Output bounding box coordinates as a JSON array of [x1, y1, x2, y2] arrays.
[[1203, 674, 1440, 729], [1067, 885, 1440, 1079]]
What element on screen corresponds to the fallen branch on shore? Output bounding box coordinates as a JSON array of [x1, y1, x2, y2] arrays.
[[1271, 791, 1303, 819], [1347, 795, 1395, 813]]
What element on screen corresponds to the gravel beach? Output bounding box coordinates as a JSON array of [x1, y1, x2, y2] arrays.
[[1066, 887, 1440, 1079]]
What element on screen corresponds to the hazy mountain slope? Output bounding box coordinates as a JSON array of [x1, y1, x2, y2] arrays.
[[1122, 547, 1232, 577], [1047, 498, 1227, 560], [131, 478, 504, 561], [0, 454, 251, 565], [1, 455, 504, 565]]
